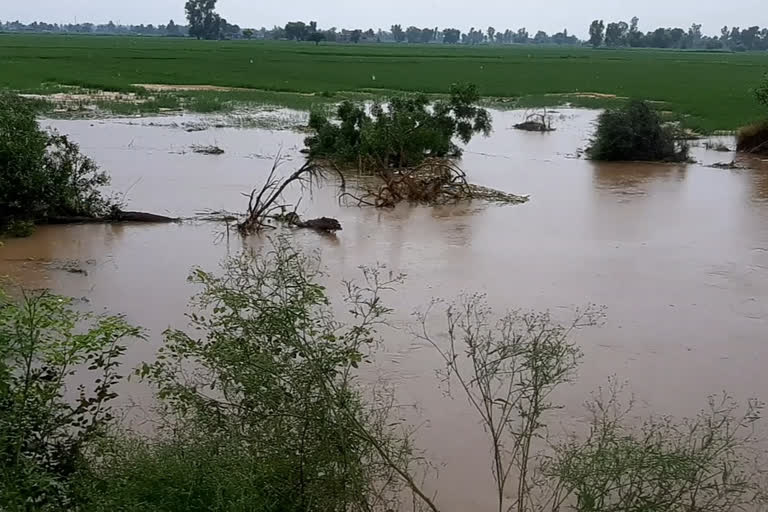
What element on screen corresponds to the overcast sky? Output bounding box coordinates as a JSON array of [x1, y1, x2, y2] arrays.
[[3, 0, 764, 38]]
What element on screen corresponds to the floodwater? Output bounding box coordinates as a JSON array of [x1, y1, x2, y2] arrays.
[[2, 109, 768, 510]]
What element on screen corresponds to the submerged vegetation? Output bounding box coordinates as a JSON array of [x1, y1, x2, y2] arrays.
[[305, 83, 491, 169], [298, 84, 528, 209], [588, 100, 690, 162], [1, 238, 766, 511]]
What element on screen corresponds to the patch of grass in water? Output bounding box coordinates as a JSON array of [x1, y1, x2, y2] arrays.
[[185, 94, 233, 113], [95, 94, 181, 115]]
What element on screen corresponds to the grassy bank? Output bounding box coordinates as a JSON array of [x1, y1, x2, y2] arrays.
[[2, 34, 767, 132]]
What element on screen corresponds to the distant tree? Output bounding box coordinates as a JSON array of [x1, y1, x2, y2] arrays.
[[741, 26, 760, 50], [533, 30, 550, 44], [307, 31, 325, 45], [405, 26, 421, 43], [669, 28, 685, 47], [495, 32, 503, 44], [420, 27, 434, 43], [284, 21, 308, 40], [166, 19, 180, 36], [730, 26, 742, 47], [242, 28, 254, 39], [721, 25, 730, 43], [650, 27, 671, 48], [185, 0, 222, 40], [487, 26, 496, 43], [589, 19, 605, 47], [350, 29, 362, 43], [628, 16, 643, 46], [605, 22, 620, 46], [309, 21, 317, 33], [391, 24, 405, 43], [688, 23, 702, 48], [514, 28, 529, 44], [442, 28, 461, 44]]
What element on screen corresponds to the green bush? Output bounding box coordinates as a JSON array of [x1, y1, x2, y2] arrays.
[[304, 83, 491, 169], [588, 99, 689, 162], [0, 289, 141, 509], [76, 433, 301, 512], [549, 383, 766, 511], [0, 94, 115, 230], [129, 237, 417, 512]]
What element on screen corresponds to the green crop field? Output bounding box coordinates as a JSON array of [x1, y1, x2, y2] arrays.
[[2, 33, 767, 132]]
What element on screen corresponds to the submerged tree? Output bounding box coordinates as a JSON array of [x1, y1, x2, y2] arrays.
[[304, 83, 491, 169], [588, 100, 689, 162]]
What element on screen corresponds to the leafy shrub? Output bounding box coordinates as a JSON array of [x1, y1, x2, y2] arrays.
[[130, 237, 422, 512], [77, 432, 302, 512], [0, 289, 141, 509], [304, 83, 491, 169], [549, 382, 767, 512], [0, 94, 114, 230], [588, 100, 689, 162]]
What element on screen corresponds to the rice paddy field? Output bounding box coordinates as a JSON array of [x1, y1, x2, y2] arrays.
[[2, 33, 768, 132]]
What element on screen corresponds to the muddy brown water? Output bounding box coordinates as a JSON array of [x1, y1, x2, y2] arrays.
[[2, 109, 768, 510]]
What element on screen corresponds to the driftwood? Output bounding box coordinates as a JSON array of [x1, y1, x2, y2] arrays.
[[238, 158, 342, 234], [273, 212, 342, 232], [514, 109, 555, 132], [337, 158, 528, 208], [45, 210, 178, 224], [192, 145, 225, 155]]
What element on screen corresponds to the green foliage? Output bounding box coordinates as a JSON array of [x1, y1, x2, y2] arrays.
[[549, 382, 767, 511], [588, 99, 689, 162], [130, 237, 418, 511], [3, 219, 36, 238], [0, 289, 141, 509], [185, 94, 232, 113], [418, 297, 599, 512], [76, 433, 301, 512], [755, 73, 768, 109], [0, 94, 114, 228], [305, 83, 491, 168]]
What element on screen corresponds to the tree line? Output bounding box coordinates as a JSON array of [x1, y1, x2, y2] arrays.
[[3, 8, 768, 51], [0, 19, 191, 37], [588, 17, 768, 51]]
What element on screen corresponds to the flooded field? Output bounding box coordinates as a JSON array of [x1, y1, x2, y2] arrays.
[[2, 108, 768, 510]]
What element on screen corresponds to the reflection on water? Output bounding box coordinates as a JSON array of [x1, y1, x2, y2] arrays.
[[2, 109, 768, 511]]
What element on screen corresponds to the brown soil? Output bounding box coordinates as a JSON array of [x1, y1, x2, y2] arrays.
[[737, 120, 768, 155]]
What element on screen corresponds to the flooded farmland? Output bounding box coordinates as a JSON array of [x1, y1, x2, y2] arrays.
[[2, 108, 768, 510]]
